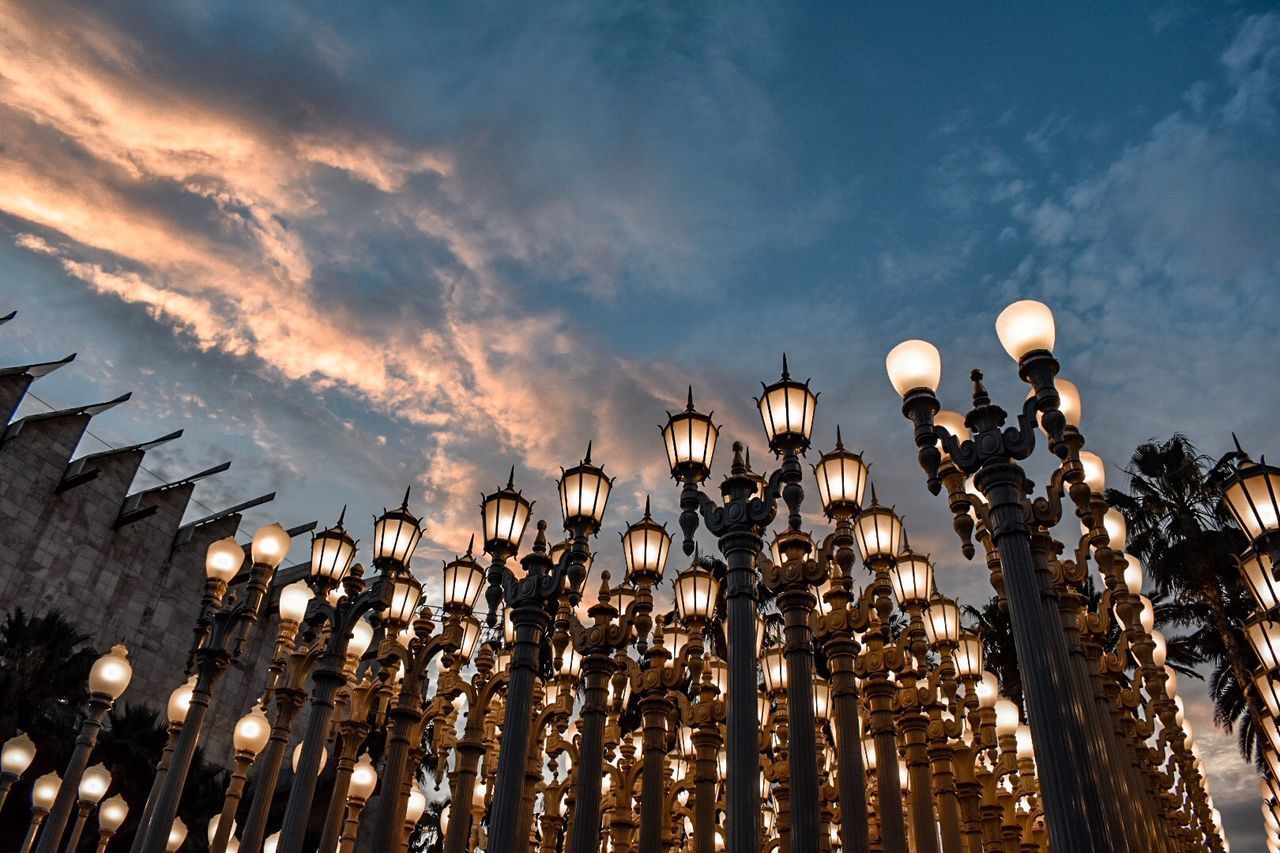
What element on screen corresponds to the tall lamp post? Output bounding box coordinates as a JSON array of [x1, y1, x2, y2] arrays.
[[484, 446, 611, 852], [886, 302, 1124, 851], [135, 523, 292, 853], [664, 361, 818, 853], [35, 644, 132, 853]]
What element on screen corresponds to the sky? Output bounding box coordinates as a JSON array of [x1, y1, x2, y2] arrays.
[[1, 0, 1279, 846]]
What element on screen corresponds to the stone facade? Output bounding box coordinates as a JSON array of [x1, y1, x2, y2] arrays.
[[0, 314, 308, 764]]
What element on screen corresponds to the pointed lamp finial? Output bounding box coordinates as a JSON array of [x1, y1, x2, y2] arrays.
[[643, 495, 652, 519], [584, 441, 593, 466], [970, 369, 990, 408], [533, 519, 549, 554], [781, 352, 791, 380], [506, 465, 516, 490], [336, 504, 347, 528], [401, 485, 412, 510], [686, 386, 696, 411], [834, 425, 844, 451]]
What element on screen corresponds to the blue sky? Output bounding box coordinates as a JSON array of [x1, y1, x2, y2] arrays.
[[2, 1, 1278, 844]]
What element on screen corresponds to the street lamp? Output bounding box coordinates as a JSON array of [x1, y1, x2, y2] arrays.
[[95, 795, 128, 853], [134, 520, 290, 853], [36, 644, 132, 853], [667, 357, 821, 853], [0, 732, 36, 810], [21, 773, 60, 853], [888, 300, 1135, 852], [62, 763, 111, 853]]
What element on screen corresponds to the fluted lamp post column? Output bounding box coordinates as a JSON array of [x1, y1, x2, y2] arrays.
[[763, 528, 826, 853], [665, 360, 818, 853], [36, 645, 132, 853], [886, 301, 1122, 852], [810, 429, 873, 853]]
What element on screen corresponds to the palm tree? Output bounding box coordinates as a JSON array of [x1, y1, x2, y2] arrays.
[[1105, 434, 1258, 759], [0, 608, 98, 754]]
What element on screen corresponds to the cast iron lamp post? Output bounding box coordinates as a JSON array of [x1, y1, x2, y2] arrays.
[[886, 300, 1123, 851], [209, 705, 270, 853], [567, 498, 670, 853], [35, 644, 132, 853], [663, 359, 817, 853], [483, 446, 612, 853], [809, 429, 873, 853], [134, 522, 292, 853], [280, 491, 430, 850]]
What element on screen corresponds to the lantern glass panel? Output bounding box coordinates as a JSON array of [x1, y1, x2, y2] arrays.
[[1224, 462, 1280, 542], [674, 568, 719, 621], [954, 635, 983, 677], [852, 506, 904, 561], [560, 468, 612, 527], [622, 517, 671, 582], [890, 553, 934, 606], [1243, 550, 1280, 611], [310, 527, 356, 581], [1248, 619, 1280, 672], [761, 648, 788, 694], [443, 556, 486, 609], [663, 408, 718, 479], [923, 598, 960, 645], [373, 509, 422, 567], [482, 490, 532, 552], [813, 449, 869, 516]]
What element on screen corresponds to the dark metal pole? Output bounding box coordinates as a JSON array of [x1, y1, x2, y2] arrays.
[[210, 752, 253, 853], [35, 694, 111, 853], [277, 661, 345, 853], [567, 658, 611, 853], [317, 725, 366, 853], [444, 737, 484, 853], [721, 529, 762, 853], [637, 693, 673, 853], [978, 462, 1110, 851], [485, 606, 549, 852], [778, 587, 821, 853], [239, 687, 306, 852], [368, 700, 420, 852]]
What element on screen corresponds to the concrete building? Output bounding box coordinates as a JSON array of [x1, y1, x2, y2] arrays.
[[0, 310, 311, 763]]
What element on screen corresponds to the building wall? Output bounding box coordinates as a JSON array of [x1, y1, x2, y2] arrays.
[[0, 367, 288, 766]]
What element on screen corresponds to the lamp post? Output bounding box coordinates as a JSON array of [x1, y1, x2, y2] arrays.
[[61, 763, 111, 853], [132, 676, 193, 847], [277, 496, 420, 853], [94, 795, 128, 853], [36, 644, 132, 853], [886, 302, 1123, 851], [664, 360, 817, 853], [810, 430, 873, 853], [1, 732, 37, 811], [762, 528, 826, 853], [135, 523, 291, 853], [210, 705, 270, 853], [21, 772, 60, 853], [482, 447, 611, 853], [337, 753, 378, 853]]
